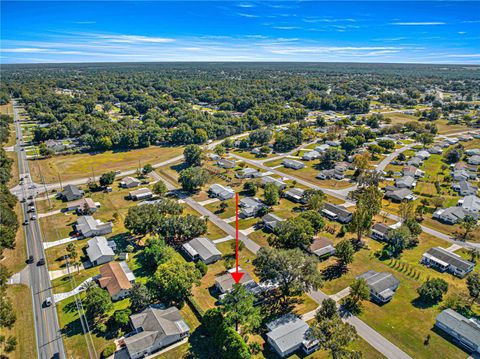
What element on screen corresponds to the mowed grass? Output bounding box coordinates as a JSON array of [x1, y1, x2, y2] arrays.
[[317, 233, 478, 359], [0, 284, 36, 359], [1, 203, 28, 274], [29, 145, 184, 183]]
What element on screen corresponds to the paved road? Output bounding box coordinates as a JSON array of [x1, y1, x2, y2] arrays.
[[376, 142, 419, 172], [12, 100, 66, 359], [155, 171, 411, 359], [231, 153, 480, 250]]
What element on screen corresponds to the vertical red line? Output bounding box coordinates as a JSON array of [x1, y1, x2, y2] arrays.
[[235, 192, 239, 271]]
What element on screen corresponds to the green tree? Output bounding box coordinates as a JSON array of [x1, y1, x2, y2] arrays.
[[348, 187, 382, 244], [99, 171, 116, 186], [271, 217, 314, 249], [222, 284, 261, 333], [130, 283, 152, 312], [335, 240, 354, 268], [179, 166, 210, 192], [243, 182, 257, 196], [303, 189, 325, 211], [214, 145, 226, 157], [263, 182, 279, 206], [466, 273, 480, 304], [345, 278, 370, 312], [460, 215, 478, 241], [184, 144, 203, 166], [417, 278, 449, 304], [83, 285, 113, 321], [113, 308, 131, 327], [152, 180, 168, 196], [253, 248, 323, 304], [142, 163, 154, 174], [299, 210, 325, 232]]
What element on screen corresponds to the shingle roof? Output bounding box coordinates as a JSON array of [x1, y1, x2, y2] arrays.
[[98, 261, 133, 297], [436, 309, 480, 347], [215, 268, 254, 293], [182, 237, 221, 262], [266, 314, 314, 354], [323, 202, 351, 217], [358, 270, 399, 295], [425, 247, 474, 272], [86, 236, 114, 262]]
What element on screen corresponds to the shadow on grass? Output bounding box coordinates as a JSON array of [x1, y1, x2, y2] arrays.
[[321, 263, 348, 281], [411, 296, 437, 309]]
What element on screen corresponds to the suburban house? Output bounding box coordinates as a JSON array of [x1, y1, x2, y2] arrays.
[[120, 176, 141, 189], [458, 195, 480, 215], [282, 159, 305, 170], [302, 150, 320, 161], [262, 213, 284, 231], [216, 159, 236, 169], [384, 187, 416, 202], [467, 155, 480, 166], [326, 140, 340, 147], [65, 197, 99, 214], [395, 175, 416, 189], [129, 188, 153, 201], [215, 267, 257, 295], [452, 181, 478, 196], [428, 146, 443, 154], [44, 139, 67, 153], [305, 237, 336, 258], [435, 309, 480, 354], [60, 184, 84, 202], [370, 222, 401, 241], [75, 216, 113, 237], [321, 202, 353, 224], [421, 247, 475, 278], [124, 306, 190, 359], [239, 197, 265, 218], [317, 168, 344, 180], [433, 206, 468, 225], [261, 176, 287, 190], [466, 148, 480, 156], [402, 165, 424, 178], [208, 184, 235, 200], [181, 237, 221, 264], [357, 270, 400, 303], [407, 156, 423, 167], [235, 168, 260, 179], [416, 150, 431, 160], [266, 314, 319, 358], [98, 261, 136, 300], [86, 236, 116, 266], [445, 137, 459, 145], [314, 144, 330, 153], [284, 188, 305, 203], [460, 135, 474, 142]]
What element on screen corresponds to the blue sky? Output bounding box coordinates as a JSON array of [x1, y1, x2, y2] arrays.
[[1, 1, 479, 64]]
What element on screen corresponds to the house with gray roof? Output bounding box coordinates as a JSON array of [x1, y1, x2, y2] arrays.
[[282, 159, 305, 170], [120, 176, 141, 189], [86, 236, 116, 266], [261, 176, 287, 190], [384, 187, 416, 202], [435, 309, 480, 354], [314, 144, 330, 153], [402, 166, 424, 178], [467, 155, 480, 166], [466, 149, 480, 157], [321, 202, 352, 223], [181, 237, 221, 264], [428, 146, 443, 154], [459, 195, 480, 215], [262, 213, 284, 232], [235, 167, 260, 179], [421, 247, 475, 278], [75, 216, 113, 238], [215, 267, 257, 294], [208, 184, 235, 200], [266, 314, 318, 358], [216, 158, 236, 169], [124, 306, 190, 359], [284, 188, 305, 203], [239, 197, 265, 218], [129, 188, 153, 201], [370, 222, 402, 242], [416, 150, 431, 160], [306, 237, 336, 258], [452, 181, 478, 196], [395, 175, 416, 189], [302, 150, 320, 161], [433, 206, 468, 225], [452, 168, 476, 182], [357, 270, 400, 303], [60, 184, 84, 202]]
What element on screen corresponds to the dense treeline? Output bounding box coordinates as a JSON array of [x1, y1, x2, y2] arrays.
[[2, 63, 478, 153]]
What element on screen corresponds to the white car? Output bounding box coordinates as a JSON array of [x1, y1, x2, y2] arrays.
[[44, 297, 52, 307]]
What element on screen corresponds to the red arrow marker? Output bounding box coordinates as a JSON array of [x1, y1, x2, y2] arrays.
[[231, 192, 244, 284]]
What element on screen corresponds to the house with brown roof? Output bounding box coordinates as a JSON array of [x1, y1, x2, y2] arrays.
[[98, 261, 136, 301], [305, 237, 336, 258]]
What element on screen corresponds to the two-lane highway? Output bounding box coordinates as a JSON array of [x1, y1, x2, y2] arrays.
[[12, 100, 66, 359]]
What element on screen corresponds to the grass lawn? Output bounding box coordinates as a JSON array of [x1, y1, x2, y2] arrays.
[[39, 212, 77, 242], [182, 205, 228, 240], [6, 147, 19, 188], [29, 145, 184, 183], [317, 233, 478, 359], [436, 119, 470, 135], [45, 237, 90, 271], [0, 284, 36, 359], [50, 265, 100, 294], [383, 113, 419, 125]]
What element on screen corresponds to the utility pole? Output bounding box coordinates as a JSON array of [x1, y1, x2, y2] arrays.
[[91, 165, 95, 183], [57, 172, 63, 191]]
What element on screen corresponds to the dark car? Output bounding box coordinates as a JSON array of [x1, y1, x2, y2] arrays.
[[23, 220, 29, 226], [27, 255, 34, 264], [37, 258, 45, 266]]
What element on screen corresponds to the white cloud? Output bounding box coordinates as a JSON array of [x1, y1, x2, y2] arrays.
[[391, 22, 446, 26], [272, 26, 300, 30], [94, 34, 175, 43], [237, 13, 259, 18]]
